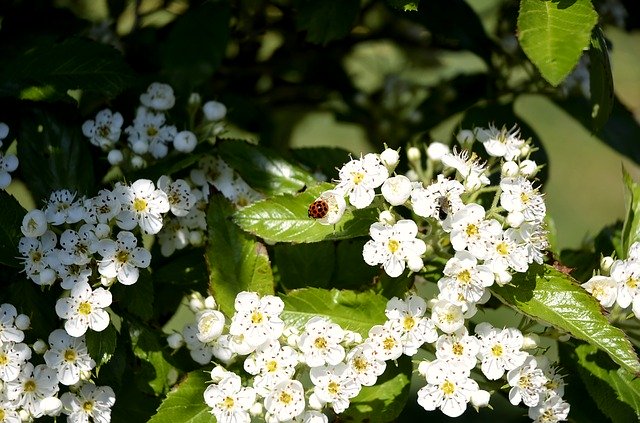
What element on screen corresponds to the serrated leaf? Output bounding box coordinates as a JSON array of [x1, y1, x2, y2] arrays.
[[621, 167, 640, 258], [0, 191, 26, 267], [280, 288, 388, 337], [294, 0, 360, 45], [86, 324, 117, 366], [148, 371, 210, 423], [0, 37, 133, 101], [518, 0, 598, 86], [18, 108, 95, 203], [560, 342, 639, 420], [343, 355, 412, 422], [273, 242, 335, 289], [218, 140, 316, 196], [233, 183, 378, 243], [206, 195, 274, 317], [130, 323, 176, 396], [589, 26, 614, 133], [492, 263, 640, 375]]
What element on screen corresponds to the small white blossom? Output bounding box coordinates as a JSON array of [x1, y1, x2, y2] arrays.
[[345, 343, 386, 387], [196, 309, 226, 343], [125, 107, 177, 158], [5, 363, 59, 418], [441, 149, 489, 191], [0, 149, 18, 189], [507, 355, 548, 407], [173, 130, 198, 153], [384, 295, 437, 355], [449, 204, 502, 259], [381, 175, 412, 206], [44, 190, 84, 226], [81, 109, 123, 150], [18, 231, 59, 285], [60, 382, 116, 423], [500, 177, 546, 224], [582, 275, 618, 308], [431, 300, 465, 334], [335, 153, 388, 209], [55, 281, 112, 337], [475, 323, 528, 380], [528, 395, 570, 423], [0, 342, 31, 382], [229, 292, 285, 351], [363, 219, 426, 277], [309, 363, 361, 414], [97, 231, 151, 285], [115, 179, 170, 234], [417, 359, 479, 418], [140, 82, 175, 111], [438, 251, 494, 306], [476, 124, 524, 161], [366, 325, 403, 361], [297, 317, 345, 367], [410, 175, 464, 224], [204, 374, 256, 423], [20, 209, 48, 238], [435, 327, 480, 370], [157, 176, 196, 217], [244, 340, 298, 397], [264, 379, 306, 423], [43, 329, 95, 385], [380, 148, 400, 171], [0, 304, 25, 344], [426, 142, 450, 161]]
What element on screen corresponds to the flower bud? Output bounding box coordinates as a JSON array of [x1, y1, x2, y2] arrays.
[[380, 148, 400, 172], [14, 314, 30, 331], [426, 142, 449, 161], [342, 330, 363, 346], [107, 149, 124, 165], [600, 256, 615, 274], [167, 333, 184, 349], [250, 402, 263, 416], [519, 159, 538, 177], [131, 140, 149, 155], [188, 293, 205, 312], [308, 393, 325, 410], [456, 129, 475, 147], [210, 365, 229, 383], [39, 268, 56, 286], [33, 339, 48, 354], [21, 209, 47, 238], [522, 333, 540, 350], [41, 397, 63, 416], [203, 101, 227, 121], [204, 295, 217, 310], [378, 210, 395, 225], [381, 175, 412, 206], [94, 223, 111, 239], [501, 161, 519, 177], [506, 211, 525, 228], [406, 147, 421, 162], [558, 333, 570, 342], [470, 390, 491, 409], [189, 231, 204, 246], [520, 144, 532, 157], [130, 155, 146, 169], [188, 92, 202, 107], [174, 131, 198, 153]]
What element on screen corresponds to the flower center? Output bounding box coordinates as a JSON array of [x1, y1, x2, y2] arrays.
[[64, 349, 77, 362], [452, 342, 464, 356], [441, 380, 455, 396], [279, 391, 293, 404], [83, 401, 94, 412], [519, 374, 531, 388], [78, 301, 92, 316], [24, 380, 37, 392], [0, 409, 4, 419], [457, 269, 471, 284], [403, 316, 415, 331], [133, 197, 148, 212], [387, 239, 400, 254], [115, 250, 129, 264], [520, 192, 530, 204], [0, 354, 7, 365], [383, 336, 396, 351], [266, 360, 278, 373], [353, 357, 368, 372], [98, 125, 110, 138], [251, 310, 264, 324], [626, 277, 638, 290], [351, 172, 365, 185], [491, 344, 503, 357], [328, 381, 340, 396], [465, 224, 478, 237], [222, 396, 235, 410], [314, 337, 327, 349], [146, 126, 158, 137], [496, 242, 509, 256]]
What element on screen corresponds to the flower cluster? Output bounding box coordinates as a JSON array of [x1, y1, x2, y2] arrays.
[[81, 82, 228, 169], [0, 303, 115, 422], [168, 289, 568, 422], [0, 122, 19, 190]]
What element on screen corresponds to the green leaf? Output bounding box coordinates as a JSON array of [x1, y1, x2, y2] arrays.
[[218, 140, 316, 196], [148, 371, 211, 423], [86, 324, 117, 366], [334, 239, 380, 290], [291, 146, 353, 182], [386, 0, 418, 11], [560, 342, 639, 420], [18, 108, 95, 203], [130, 323, 176, 396], [129, 143, 211, 185], [492, 264, 640, 375], [112, 270, 154, 320], [621, 167, 640, 258], [161, 1, 231, 89], [206, 195, 274, 317], [280, 288, 388, 338], [233, 183, 378, 243], [517, 0, 598, 86], [273, 242, 335, 289], [589, 26, 614, 133], [294, 0, 360, 45], [0, 37, 134, 101], [343, 355, 412, 422], [0, 191, 26, 267]]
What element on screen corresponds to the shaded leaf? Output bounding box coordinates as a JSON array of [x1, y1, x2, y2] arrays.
[[294, 0, 360, 45], [621, 167, 640, 258], [130, 323, 176, 396], [86, 324, 117, 367], [291, 146, 353, 182], [147, 371, 210, 423], [492, 264, 640, 375], [0, 191, 26, 267], [518, 0, 598, 86], [386, 0, 418, 11], [233, 183, 378, 244], [207, 195, 274, 317], [273, 242, 335, 289], [589, 26, 614, 133], [281, 288, 388, 337], [334, 238, 380, 291], [218, 139, 316, 196], [112, 270, 154, 320]]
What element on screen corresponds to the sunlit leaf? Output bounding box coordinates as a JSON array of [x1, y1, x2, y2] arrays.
[[589, 26, 614, 133], [294, 0, 360, 45], [0, 191, 25, 267], [147, 371, 210, 423]]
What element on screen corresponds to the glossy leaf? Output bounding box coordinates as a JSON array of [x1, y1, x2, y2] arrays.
[[147, 371, 210, 423], [518, 0, 598, 86], [85, 324, 117, 367], [130, 323, 175, 396], [280, 288, 388, 337], [560, 342, 639, 420], [589, 26, 614, 133], [218, 139, 316, 196], [291, 146, 353, 182], [233, 183, 378, 243], [0, 191, 26, 267], [621, 167, 640, 259], [207, 195, 274, 317], [294, 0, 360, 45], [493, 264, 640, 375], [343, 355, 412, 422]]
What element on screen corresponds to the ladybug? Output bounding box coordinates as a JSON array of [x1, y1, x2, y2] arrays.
[[308, 199, 329, 219]]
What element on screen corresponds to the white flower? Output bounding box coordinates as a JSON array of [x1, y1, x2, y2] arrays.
[[20, 209, 48, 238], [244, 340, 299, 397], [81, 109, 123, 150], [0, 342, 31, 382], [0, 304, 25, 344], [507, 355, 548, 407], [426, 142, 450, 161], [449, 204, 501, 259], [528, 395, 570, 423], [435, 327, 480, 370], [475, 322, 528, 380], [85, 189, 122, 225], [196, 309, 226, 343], [441, 149, 489, 191], [174, 130, 198, 153], [512, 221, 548, 264], [157, 217, 190, 256], [366, 325, 403, 361], [203, 101, 227, 121], [410, 175, 464, 223], [60, 382, 116, 423], [107, 149, 123, 165], [0, 122, 8, 142], [125, 107, 177, 158], [431, 300, 465, 334], [476, 124, 524, 161], [264, 380, 306, 423], [380, 148, 400, 171], [55, 262, 93, 290], [204, 374, 256, 423], [44, 190, 84, 226], [384, 295, 437, 356], [537, 356, 566, 398], [437, 251, 494, 306], [0, 399, 20, 423], [5, 363, 59, 418], [308, 190, 346, 225], [140, 82, 175, 111], [582, 275, 618, 308], [229, 292, 285, 351], [115, 179, 170, 234], [484, 229, 530, 281], [363, 219, 426, 277], [310, 363, 361, 413], [18, 231, 59, 285], [456, 129, 475, 146], [500, 177, 546, 224], [57, 225, 99, 266], [417, 359, 479, 418], [0, 151, 18, 189], [297, 317, 345, 367], [55, 281, 112, 337], [610, 259, 640, 313], [345, 343, 386, 386], [381, 175, 412, 206], [157, 176, 196, 217], [43, 329, 95, 385], [97, 231, 151, 285], [227, 178, 264, 208], [182, 323, 213, 365], [335, 153, 389, 209]]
